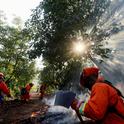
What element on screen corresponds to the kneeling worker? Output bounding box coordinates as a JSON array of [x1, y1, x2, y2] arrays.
[[71, 67, 124, 124]]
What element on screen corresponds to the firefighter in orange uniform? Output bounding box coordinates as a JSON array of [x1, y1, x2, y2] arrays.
[[0, 73, 11, 104], [20, 83, 34, 102], [40, 83, 47, 99], [71, 67, 124, 124]]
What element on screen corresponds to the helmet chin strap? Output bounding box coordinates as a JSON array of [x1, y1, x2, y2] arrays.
[[84, 75, 97, 90]]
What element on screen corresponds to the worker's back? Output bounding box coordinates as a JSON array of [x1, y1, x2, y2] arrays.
[[90, 82, 124, 124], [0, 81, 10, 95], [102, 82, 124, 124]]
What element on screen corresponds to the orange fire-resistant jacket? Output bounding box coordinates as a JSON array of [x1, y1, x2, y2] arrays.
[[25, 84, 32, 92], [21, 84, 32, 100], [83, 80, 124, 124], [0, 81, 10, 95]]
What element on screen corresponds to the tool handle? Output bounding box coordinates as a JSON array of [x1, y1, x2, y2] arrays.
[[75, 110, 84, 124]]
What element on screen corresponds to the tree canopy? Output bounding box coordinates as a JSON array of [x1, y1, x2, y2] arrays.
[[0, 13, 36, 91], [26, 0, 112, 90]]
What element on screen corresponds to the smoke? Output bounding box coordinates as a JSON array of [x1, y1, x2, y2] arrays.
[[115, 82, 124, 95], [43, 95, 56, 106], [41, 106, 80, 124], [90, 0, 124, 84]]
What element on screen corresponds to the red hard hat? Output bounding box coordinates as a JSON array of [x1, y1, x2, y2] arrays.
[[0, 72, 4, 78], [80, 67, 99, 87]]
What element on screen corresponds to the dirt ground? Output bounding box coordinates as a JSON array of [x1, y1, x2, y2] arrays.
[[0, 93, 49, 124], [0, 93, 96, 124]]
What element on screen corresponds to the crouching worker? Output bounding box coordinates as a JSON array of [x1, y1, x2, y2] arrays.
[[20, 83, 34, 102], [0, 73, 11, 104], [71, 67, 124, 124]]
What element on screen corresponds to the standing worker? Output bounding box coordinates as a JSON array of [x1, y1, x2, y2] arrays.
[[71, 67, 124, 124], [0, 72, 11, 104], [20, 83, 34, 102], [39, 83, 47, 99]]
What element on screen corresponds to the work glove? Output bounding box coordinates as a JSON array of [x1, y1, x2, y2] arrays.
[[71, 98, 84, 110], [71, 98, 87, 115]]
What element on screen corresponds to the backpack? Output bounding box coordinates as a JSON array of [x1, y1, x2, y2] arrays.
[[103, 80, 124, 98], [102, 80, 124, 119], [21, 88, 27, 95]]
